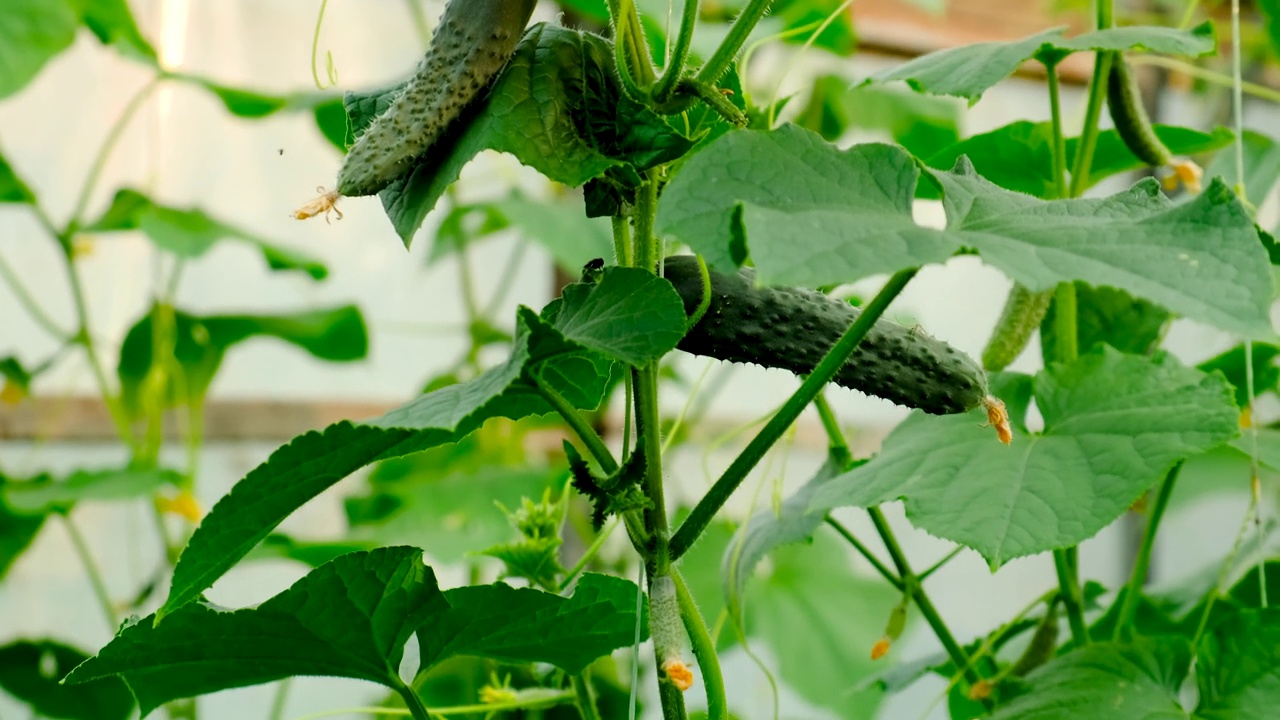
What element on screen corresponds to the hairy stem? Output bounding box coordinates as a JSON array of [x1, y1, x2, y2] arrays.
[[825, 517, 902, 591], [1113, 463, 1181, 641], [572, 672, 602, 720], [1054, 550, 1089, 645], [696, 0, 776, 85], [393, 680, 432, 720], [672, 569, 727, 720], [1068, 0, 1115, 197], [654, 0, 701, 100], [534, 376, 619, 475], [669, 268, 918, 561]]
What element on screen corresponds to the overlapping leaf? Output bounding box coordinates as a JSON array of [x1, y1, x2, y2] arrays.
[[157, 306, 617, 620], [0, 151, 34, 204], [541, 267, 687, 366], [0, 640, 133, 720], [79, 0, 157, 61], [86, 189, 328, 279], [0, 473, 45, 580], [810, 348, 1239, 566], [0, 0, 78, 99], [868, 22, 1215, 103], [418, 573, 644, 675], [1196, 608, 1280, 718], [347, 23, 691, 244], [2, 467, 180, 514], [68, 547, 444, 716]]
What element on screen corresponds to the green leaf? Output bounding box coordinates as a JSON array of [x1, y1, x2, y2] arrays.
[[722, 451, 846, 618], [168, 73, 334, 119], [0, 640, 133, 720], [810, 348, 1240, 566], [76, 0, 157, 61], [1228, 561, 1280, 609], [2, 467, 180, 514], [0, 0, 79, 99], [86, 189, 328, 279], [117, 304, 368, 414], [1205, 129, 1280, 209], [157, 311, 612, 620], [933, 165, 1274, 338], [1262, 0, 1280, 65], [656, 125, 957, 285], [771, 0, 857, 56], [925, 121, 1232, 199], [796, 76, 960, 158], [0, 356, 33, 398], [0, 474, 45, 580], [869, 22, 1214, 103], [418, 573, 645, 675], [1198, 343, 1280, 407], [346, 465, 565, 564], [1195, 607, 1280, 718], [744, 532, 892, 719], [1041, 282, 1172, 361], [481, 195, 614, 273], [68, 547, 445, 715], [355, 23, 692, 245], [0, 150, 35, 203], [989, 637, 1191, 719], [541, 267, 687, 366], [313, 97, 352, 152]]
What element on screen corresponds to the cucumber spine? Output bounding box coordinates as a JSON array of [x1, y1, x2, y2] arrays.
[[336, 0, 537, 197], [663, 256, 989, 416]]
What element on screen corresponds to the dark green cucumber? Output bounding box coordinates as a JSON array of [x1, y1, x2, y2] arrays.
[[663, 256, 988, 415], [337, 0, 537, 197], [1106, 53, 1173, 168], [982, 283, 1053, 372]]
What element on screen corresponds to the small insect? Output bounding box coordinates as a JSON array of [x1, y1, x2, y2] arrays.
[[277, 148, 284, 156], [293, 186, 343, 223]]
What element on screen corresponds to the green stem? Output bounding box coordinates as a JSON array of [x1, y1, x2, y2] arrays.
[[393, 680, 432, 720], [560, 517, 620, 591], [1046, 62, 1069, 199], [669, 267, 919, 561], [1053, 282, 1078, 363], [268, 678, 291, 720], [62, 251, 135, 447], [825, 517, 903, 591], [670, 78, 746, 125], [812, 392, 852, 465], [572, 672, 602, 720], [611, 215, 633, 267], [533, 376, 619, 474], [1068, 0, 1115, 198], [696, 0, 776, 85], [481, 240, 528, 319], [1113, 463, 1181, 641], [403, 0, 431, 48], [607, 0, 655, 99], [68, 76, 162, 235], [0, 246, 71, 340], [865, 508, 975, 686], [635, 364, 669, 566], [654, 0, 701, 101], [918, 546, 964, 582], [1054, 550, 1089, 646], [61, 513, 119, 633], [634, 178, 660, 272], [671, 569, 727, 720]]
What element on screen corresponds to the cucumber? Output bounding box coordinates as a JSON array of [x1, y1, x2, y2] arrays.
[[336, 0, 538, 197], [982, 283, 1053, 372], [1106, 54, 1173, 169], [663, 256, 989, 416]]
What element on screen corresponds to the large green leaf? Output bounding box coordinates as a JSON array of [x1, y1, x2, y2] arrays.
[[431, 194, 614, 273], [1205, 129, 1280, 208], [0, 0, 78, 99], [541, 267, 687, 367], [1197, 343, 1280, 407], [350, 23, 692, 245], [116, 304, 367, 414], [655, 125, 957, 285], [771, 0, 856, 56], [418, 573, 645, 675], [810, 348, 1240, 566], [722, 450, 845, 618], [744, 532, 893, 720], [989, 637, 1191, 719], [933, 164, 1273, 338], [85, 189, 328, 279], [0, 640, 133, 720], [796, 77, 961, 159], [1041, 282, 1171, 361], [77, 0, 157, 61], [0, 150, 35, 203], [870, 22, 1215, 103], [1195, 608, 1280, 718], [925, 121, 1233, 199], [2, 467, 180, 514], [67, 547, 445, 716], [157, 310, 613, 620], [243, 532, 377, 568]]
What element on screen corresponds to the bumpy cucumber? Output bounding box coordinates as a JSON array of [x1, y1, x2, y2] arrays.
[[1106, 54, 1173, 168], [663, 256, 989, 415], [336, 0, 537, 197], [982, 284, 1053, 372]]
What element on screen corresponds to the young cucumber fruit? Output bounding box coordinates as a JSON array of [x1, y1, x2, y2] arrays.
[[336, 0, 537, 197], [982, 283, 1053, 372], [1106, 53, 1173, 169], [663, 256, 990, 416]]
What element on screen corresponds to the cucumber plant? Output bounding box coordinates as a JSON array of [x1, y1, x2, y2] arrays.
[[5, 0, 1280, 719]]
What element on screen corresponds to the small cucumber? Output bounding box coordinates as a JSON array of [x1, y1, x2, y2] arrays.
[[663, 256, 989, 416], [336, 0, 537, 197], [982, 284, 1053, 372], [1106, 53, 1173, 168]]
